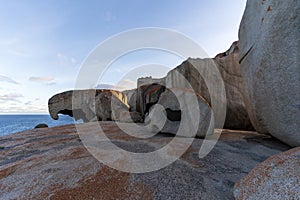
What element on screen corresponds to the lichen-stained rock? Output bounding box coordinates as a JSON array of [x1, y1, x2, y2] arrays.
[[145, 88, 213, 137], [48, 89, 137, 122], [234, 147, 300, 200], [238, 0, 300, 146], [0, 123, 290, 199]]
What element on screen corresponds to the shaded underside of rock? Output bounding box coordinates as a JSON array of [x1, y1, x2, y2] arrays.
[[0, 122, 290, 199], [238, 0, 300, 146], [234, 147, 300, 200]]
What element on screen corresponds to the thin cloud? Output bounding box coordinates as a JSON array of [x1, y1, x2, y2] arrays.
[[0, 93, 23, 103], [57, 53, 77, 67], [95, 79, 136, 91], [0, 75, 19, 84], [29, 76, 56, 85]]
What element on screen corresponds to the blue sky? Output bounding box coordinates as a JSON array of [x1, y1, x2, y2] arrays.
[[0, 0, 246, 114]]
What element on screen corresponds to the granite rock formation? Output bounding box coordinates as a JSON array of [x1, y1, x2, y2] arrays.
[[48, 89, 142, 123], [238, 0, 300, 146], [49, 41, 254, 132], [34, 123, 48, 129], [234, 147, 300, 199], [0, 122, 290, 199], [138, 42, 254, 131], [145, 88, 213, 137]]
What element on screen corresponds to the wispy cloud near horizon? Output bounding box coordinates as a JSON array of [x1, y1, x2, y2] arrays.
[[0, 93, 23, 103], [0, 75, 19, 84], [29, 76, 56, 85]]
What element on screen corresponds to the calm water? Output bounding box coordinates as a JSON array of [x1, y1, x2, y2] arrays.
[[0, 115, 80, 137]]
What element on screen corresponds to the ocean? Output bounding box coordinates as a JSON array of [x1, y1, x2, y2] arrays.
[[0, 115, 80, 137]]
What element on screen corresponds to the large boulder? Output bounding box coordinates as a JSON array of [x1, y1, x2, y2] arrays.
[[234, 147, 300, 199], [48, 89, 142, 123], [145, 88, 214, 137], [238, 0, 300, 146], [140, 42, 254, 131]]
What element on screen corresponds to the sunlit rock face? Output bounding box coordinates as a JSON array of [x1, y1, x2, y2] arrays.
[[238, 0, 300, 146], [48, 89, 142, 123]]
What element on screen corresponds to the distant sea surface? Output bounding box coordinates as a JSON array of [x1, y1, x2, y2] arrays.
[[0, 115, 80, 137]]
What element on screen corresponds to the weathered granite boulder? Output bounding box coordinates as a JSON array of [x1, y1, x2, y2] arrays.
[[34, 123, 48, 129], [139, 42, 254, 131], [48, 89, 142, 123], [238, 0, 300, 146], [0, 122, 290, 199], [234, 147, 300, 199], [48, 90, 96, 122], [145, 88, 213, 137]]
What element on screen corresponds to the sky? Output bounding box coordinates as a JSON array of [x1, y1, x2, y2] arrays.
[[0, 0, 247, 114]]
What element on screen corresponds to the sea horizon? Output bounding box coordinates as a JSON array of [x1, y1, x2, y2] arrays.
[[0, 114, 80, 137]]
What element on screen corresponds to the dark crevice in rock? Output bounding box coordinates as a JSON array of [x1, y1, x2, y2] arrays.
[[58, 109, 89, 122], [165, 108, 181, 121], [239, 45, 254, 64]]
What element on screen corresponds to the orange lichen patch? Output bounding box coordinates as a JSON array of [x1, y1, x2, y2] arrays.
[[267, 6, 272, 12], [180, 146, 204, 167], [112, 133, 133, 141], [50, 166, 154, 200], [219, 129, 261, 142], [0, 164, 19, 179], [145, 85, 162, 96], [235, 148, 300, 199], [67, 147, 90, 160]]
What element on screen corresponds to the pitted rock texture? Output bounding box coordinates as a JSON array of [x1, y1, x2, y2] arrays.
[[0, 122, 290, 199], [238, 0, 300, 146], [234, 147, 300, 200]]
